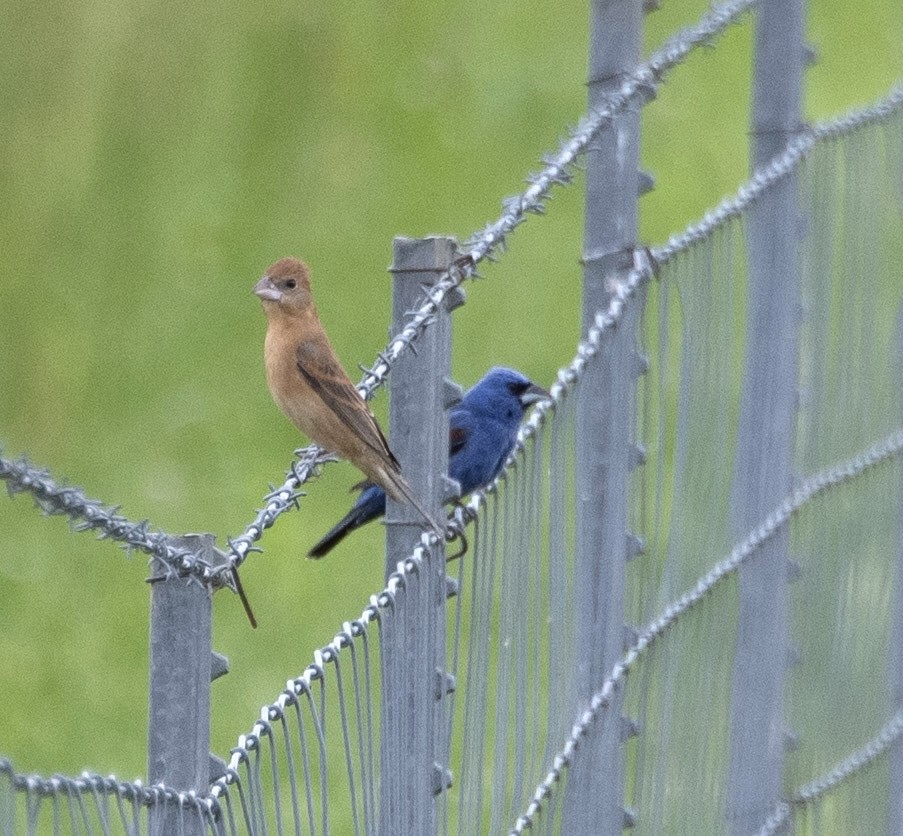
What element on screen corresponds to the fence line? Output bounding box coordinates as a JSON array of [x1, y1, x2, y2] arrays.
[[206, 79, 903, 830], [3, 50, 899, 593], [3, 79, 901, 833], [5, 65, 893, 789]]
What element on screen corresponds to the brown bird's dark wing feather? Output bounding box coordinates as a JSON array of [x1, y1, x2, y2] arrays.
[[295, 341, 402, 471]]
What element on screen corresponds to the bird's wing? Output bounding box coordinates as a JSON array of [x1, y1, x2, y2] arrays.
[[449, 425, 469, 458], [295, 340, 401, 471]]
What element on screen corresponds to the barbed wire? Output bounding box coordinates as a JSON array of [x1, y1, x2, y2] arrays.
[[0, 757, 216, 821], [0, 452, 224, 587], [755, 709, 903, 836], [219, 447, 336, 579], [224, 0, 758, 572], [510, 428, 903, 832]]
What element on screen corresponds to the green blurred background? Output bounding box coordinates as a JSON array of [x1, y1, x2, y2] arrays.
[[0, 0, 899, 785]]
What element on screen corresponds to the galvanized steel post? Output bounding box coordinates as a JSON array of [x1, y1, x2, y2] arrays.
[[147, 533, 221, 835], [891, 316, 903, 834], [380, 236, 461, 835], [563, 0, 646, 832], [727, 0, 806, 831]]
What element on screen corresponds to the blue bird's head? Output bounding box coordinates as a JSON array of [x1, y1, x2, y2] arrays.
[[446, 367, 550, 499], [460, 367, 549, 426]]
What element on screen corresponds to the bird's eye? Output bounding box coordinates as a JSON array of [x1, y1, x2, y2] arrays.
[[285, 279, 297, 290], [507, 381, 527, 396]]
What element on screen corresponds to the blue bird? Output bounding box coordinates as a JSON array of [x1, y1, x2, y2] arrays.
[[308, 367, 549, 558]]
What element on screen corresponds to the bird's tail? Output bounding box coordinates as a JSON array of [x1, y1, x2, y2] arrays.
[[308, 490, 383, 558], [381, 469, 446, 541]]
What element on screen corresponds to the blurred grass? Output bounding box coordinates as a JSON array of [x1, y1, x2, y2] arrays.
[[0, 0, 900, 793]]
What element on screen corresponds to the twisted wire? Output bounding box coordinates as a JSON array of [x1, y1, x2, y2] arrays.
[[755, 709, 903, 836], [0, 452, 223, 587], [0, 757, 216, 819]]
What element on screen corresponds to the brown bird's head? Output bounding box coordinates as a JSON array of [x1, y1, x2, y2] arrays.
[[254, 257, 314, 316]]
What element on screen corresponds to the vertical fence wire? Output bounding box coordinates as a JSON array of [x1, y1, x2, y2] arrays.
[[780, 104, 903, 835], [509, 85, 903, 836]]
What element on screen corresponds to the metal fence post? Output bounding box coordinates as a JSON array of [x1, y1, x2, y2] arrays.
[[894, 561, 903, 833], [563, 0, 645, 832], [148, 533, 222, 834], [891, 314, 903, 835], [726, 0, 805, 831], [380, 236, 461, 836]]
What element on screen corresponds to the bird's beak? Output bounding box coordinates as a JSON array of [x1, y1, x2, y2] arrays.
[[519, 382, 550, 407], [253, 275, 282, 302]]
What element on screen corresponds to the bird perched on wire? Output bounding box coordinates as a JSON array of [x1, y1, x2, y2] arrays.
[[308, 366, 549, 558], [254, 256, 442, 538]]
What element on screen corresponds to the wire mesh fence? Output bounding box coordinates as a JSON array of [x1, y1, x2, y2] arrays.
[[2, 0, 903, 833]]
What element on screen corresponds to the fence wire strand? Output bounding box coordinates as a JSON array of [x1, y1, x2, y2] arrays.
[[756, 709, 903, 836], [0, 452, 224, 587]]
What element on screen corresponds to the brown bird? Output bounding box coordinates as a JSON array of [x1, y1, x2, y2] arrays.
[[254, 257, 443, 539]]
